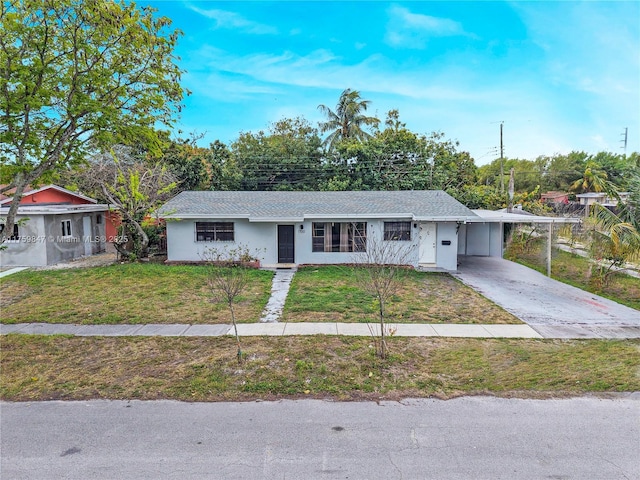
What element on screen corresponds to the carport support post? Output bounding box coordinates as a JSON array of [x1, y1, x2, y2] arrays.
[[547, 223, 552, 277]]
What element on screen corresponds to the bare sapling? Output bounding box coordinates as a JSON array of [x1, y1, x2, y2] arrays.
[[201, 245, 260, 363], [352, 233, 411, 359]]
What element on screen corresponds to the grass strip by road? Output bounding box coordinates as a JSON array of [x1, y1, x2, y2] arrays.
[[506, 238, 639, 310], [2, 335, 637, 401], [284, 266, 522, 324], [0, 263, 273, 324]]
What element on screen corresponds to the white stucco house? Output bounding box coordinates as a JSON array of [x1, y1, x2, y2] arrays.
[[158, 190, 546, 271]]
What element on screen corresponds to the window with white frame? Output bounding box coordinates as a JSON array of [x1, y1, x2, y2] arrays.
[[195, 222, 234, 242], [384, 221, 411, 241], [61, 220, 72, 237], [311, 222, 367, 252]]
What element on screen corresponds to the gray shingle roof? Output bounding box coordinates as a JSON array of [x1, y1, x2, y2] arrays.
[[159, 190, 478, 221]]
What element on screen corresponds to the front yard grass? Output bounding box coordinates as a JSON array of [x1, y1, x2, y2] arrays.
[[506, 239, 640, 310], [1, 263, 522, 325], [1, 335, 637, 401], [283, 266, 522, 324], [0, 263, 273, 324]]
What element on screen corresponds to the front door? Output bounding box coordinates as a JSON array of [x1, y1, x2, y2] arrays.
[[418, 222, 436, 265], [277, 225, 295, 263]]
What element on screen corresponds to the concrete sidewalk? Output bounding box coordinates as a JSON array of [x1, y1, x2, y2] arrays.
[[2, 321, 639, 338], [0, 322, 541, 338]]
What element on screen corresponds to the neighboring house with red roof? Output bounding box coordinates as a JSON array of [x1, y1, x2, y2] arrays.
[[540, 191, 569, 204], [0, 185, 113, 266]]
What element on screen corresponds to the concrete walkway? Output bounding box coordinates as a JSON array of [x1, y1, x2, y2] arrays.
[[0, 267, 28, 278], [259, 269, 296, 322], [0, 322, 544, 338], [3, 321, 638, 338], [453, 257, 640, 338]]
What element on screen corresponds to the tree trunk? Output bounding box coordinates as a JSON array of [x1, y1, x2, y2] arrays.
[[229, 302, 242, 363], [378, 297, 387, 359], [0, 172, 27, 244]]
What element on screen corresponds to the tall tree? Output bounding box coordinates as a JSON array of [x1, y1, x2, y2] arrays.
[[317, 88, 379, 151], [232, 117, 323, 191], [0, 0, 184, 243], [569, 161, 613, 194], [161, 133, 210, 191], [75, 146, 178, 260]]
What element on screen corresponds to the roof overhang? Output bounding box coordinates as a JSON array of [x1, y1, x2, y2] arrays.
[[160, 213, 473, 222], [249, 216, 305, 223], [469, 210, 581, 224], [414, 216, 474, 222], [0, 204, 109, 216]]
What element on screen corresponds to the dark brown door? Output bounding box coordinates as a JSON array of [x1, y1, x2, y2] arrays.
[[278, 225, 295, 263]]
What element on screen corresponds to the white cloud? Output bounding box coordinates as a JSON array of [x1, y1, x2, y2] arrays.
[[385, 5, 473, 49], [187, 5, 278, 35], [192, 45, 492, 103]]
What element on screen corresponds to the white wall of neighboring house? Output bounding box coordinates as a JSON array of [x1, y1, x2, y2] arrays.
[[1, 212, 106, 267], [0, 214, 47, 266]]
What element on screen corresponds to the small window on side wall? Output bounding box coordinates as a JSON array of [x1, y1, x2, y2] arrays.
[[384, 222, 411, 241], [61, 220, 72, 237]]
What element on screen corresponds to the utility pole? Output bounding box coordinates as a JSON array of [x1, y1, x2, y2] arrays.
[[621, 127, 628, 154], [499, 122, 504, 193], [507, 168, 515, 213]]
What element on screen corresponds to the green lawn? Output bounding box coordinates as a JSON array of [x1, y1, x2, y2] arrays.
[[283, 266, 522, 324], [505, 239, 640, 310], [0, 263, 273, 324], [1, 335, 637, 401]]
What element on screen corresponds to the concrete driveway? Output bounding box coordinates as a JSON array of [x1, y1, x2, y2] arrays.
[[453, 256, 640, 337]]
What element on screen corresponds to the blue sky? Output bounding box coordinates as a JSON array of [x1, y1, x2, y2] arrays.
[[144, 1, 640, 165]]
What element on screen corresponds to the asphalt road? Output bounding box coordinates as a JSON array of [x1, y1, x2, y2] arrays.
[[2, 396, 639, 479]]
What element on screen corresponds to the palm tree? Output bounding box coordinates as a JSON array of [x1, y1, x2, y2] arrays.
[[317, 88, 379, 150], [588, 176, 640, 284], [569, 161, 613, 194]]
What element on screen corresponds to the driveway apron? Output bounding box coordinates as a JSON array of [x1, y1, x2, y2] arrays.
[[453, 256, 640, 328]]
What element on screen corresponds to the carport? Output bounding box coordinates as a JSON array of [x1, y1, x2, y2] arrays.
[[459, 209, 581, 276]]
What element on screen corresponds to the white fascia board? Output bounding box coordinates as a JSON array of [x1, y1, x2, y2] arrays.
[[413, 216, 471, 222], [466, 215, 580, 224], [304, 213, 413, 220], [248, 217, 305, 223], [159, 213, 250, 220]]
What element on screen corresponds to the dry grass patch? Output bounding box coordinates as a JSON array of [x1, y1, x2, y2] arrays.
[[284, 266, 521, 324], [2, 335, 637, 401], [0, 264, 273, 324]]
